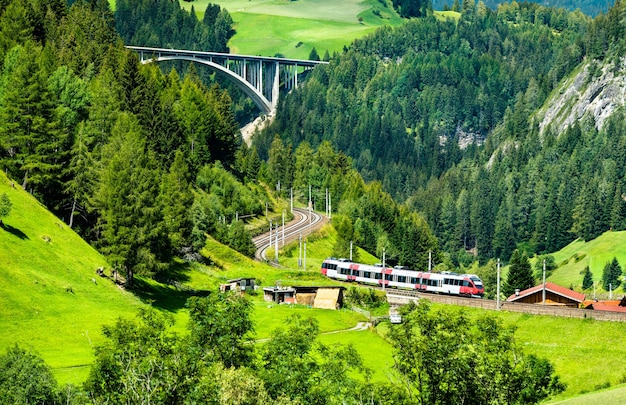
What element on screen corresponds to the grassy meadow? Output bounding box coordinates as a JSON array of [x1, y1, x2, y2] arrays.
[[182, 0, 406, 59], [545, 230, 626, 296]]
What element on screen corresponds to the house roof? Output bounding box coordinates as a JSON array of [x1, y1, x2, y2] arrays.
[[507, 282, 586, 303]]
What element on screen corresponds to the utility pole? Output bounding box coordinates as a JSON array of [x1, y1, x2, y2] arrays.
[[290, 187, 293, 214], [304, 239, 307, 271], [428, 250, 432, 272], [298, 233, 302, 269], [282, 210, 285, 246], [325, 188, 328, 217], [275, 222, 278, 263], [350, 240, 353, 261], [382, 248, 386, 292], [542, 259, 546, 305], [497, 258, 501, 310], [329, 192, 331, 219], [269, 220, 272, 252]]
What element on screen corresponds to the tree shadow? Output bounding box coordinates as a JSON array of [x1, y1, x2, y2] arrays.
[[131, 276, 210, 313], [1, 223, 29, 240]]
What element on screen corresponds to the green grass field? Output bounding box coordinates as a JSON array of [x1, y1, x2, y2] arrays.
[[182, 0, 406, 58]]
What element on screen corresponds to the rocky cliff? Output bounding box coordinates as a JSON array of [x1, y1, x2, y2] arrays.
[[537, 57, 626, 135]]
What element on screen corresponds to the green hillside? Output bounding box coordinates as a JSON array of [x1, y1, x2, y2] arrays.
[[0, 172, 145, 384], [546, 231, 626, 296], [182, 0, 406, 58]]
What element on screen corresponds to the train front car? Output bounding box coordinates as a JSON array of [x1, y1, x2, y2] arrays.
[[461, 274, 485, 298]]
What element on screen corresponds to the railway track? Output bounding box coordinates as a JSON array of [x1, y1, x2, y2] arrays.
[[252, 207, 325, 262]]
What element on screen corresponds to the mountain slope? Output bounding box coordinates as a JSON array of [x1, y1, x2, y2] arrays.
[[0, 172, 144, 383]]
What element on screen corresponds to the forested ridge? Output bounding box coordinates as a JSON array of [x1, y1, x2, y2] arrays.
[[0, 0, 259, 287], [433, 0, 613, 17], [257, 0, 626, 266]]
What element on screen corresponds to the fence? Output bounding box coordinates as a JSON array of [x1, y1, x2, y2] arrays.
[[386, 290, 626, 322]]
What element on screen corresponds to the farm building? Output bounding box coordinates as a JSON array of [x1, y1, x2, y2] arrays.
[[263, 286, 345, 309], [220, 278, 256, 294], [263, 286, 296, 304], [506, 282, 585, 308]]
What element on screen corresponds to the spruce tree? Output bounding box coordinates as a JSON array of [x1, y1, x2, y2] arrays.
[[582, 266, 593, 290], [95, 112, 166, 287], [601, 257, 622, 291], [0, 192, 11, 227], [504, 249, 535, 297]]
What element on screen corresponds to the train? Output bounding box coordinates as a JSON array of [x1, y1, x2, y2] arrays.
[[320, 258, 484, 298]]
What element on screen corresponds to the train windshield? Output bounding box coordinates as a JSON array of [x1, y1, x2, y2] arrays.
[[470, 276, 483, 287]]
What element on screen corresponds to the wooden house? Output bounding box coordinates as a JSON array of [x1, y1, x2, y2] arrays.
[[506, 282, 585, 308]]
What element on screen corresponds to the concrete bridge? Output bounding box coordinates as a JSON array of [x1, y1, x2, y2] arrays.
[[126, 46, 328, 114]]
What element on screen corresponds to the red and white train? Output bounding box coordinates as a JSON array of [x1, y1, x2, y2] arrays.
[[321, 258, 484, 298]]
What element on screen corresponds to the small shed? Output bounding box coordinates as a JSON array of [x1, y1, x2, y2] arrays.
[[507, 282, 585, 308], [263, 286, 296, 304], [293, 286, 345, 309], [220, 278, 256, 294], [584, 297, 626, 312], [263, 286, 345, 309]]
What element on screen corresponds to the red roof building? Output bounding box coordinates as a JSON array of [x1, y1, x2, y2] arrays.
[[584, 297, 626, 312], [507, 282, 585, 308]]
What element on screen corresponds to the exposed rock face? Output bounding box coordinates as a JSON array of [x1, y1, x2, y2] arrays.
[[538, 57, 626, 135]]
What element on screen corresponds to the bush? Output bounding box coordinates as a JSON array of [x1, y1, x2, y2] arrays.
[[345, 286, 386, 309]]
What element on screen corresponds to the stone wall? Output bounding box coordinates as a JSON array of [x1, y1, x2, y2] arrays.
[[386, 290, 626, 322]]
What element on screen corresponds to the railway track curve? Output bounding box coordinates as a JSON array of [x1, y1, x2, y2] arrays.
[[253, 207, 325, 263]]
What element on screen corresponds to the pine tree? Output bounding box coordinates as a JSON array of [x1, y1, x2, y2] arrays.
[[601, 257, 622, 291], [504, 249, 535, 297], [582, 266, 593, 290]]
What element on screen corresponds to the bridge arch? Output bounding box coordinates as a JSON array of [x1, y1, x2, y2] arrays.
[[149, 55, 274, 113], [127, 46, 328, 115]]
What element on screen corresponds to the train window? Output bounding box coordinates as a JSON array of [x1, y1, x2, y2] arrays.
[[340, 268, 350, 275], [397, 276, 406, 283], [385, 274, 393, 281], [352, 269, 360, 276], [454, 279, 460, 286], [462, 280, 469, 287], [443, 278, 451, 285], [410, 277, 418, 284], [375, 273, 383, 280], [364, 271, 371, 278]]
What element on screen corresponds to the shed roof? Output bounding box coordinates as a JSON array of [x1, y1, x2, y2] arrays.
[[590, 303, 626, 312], [507, 282, 585, 303]]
